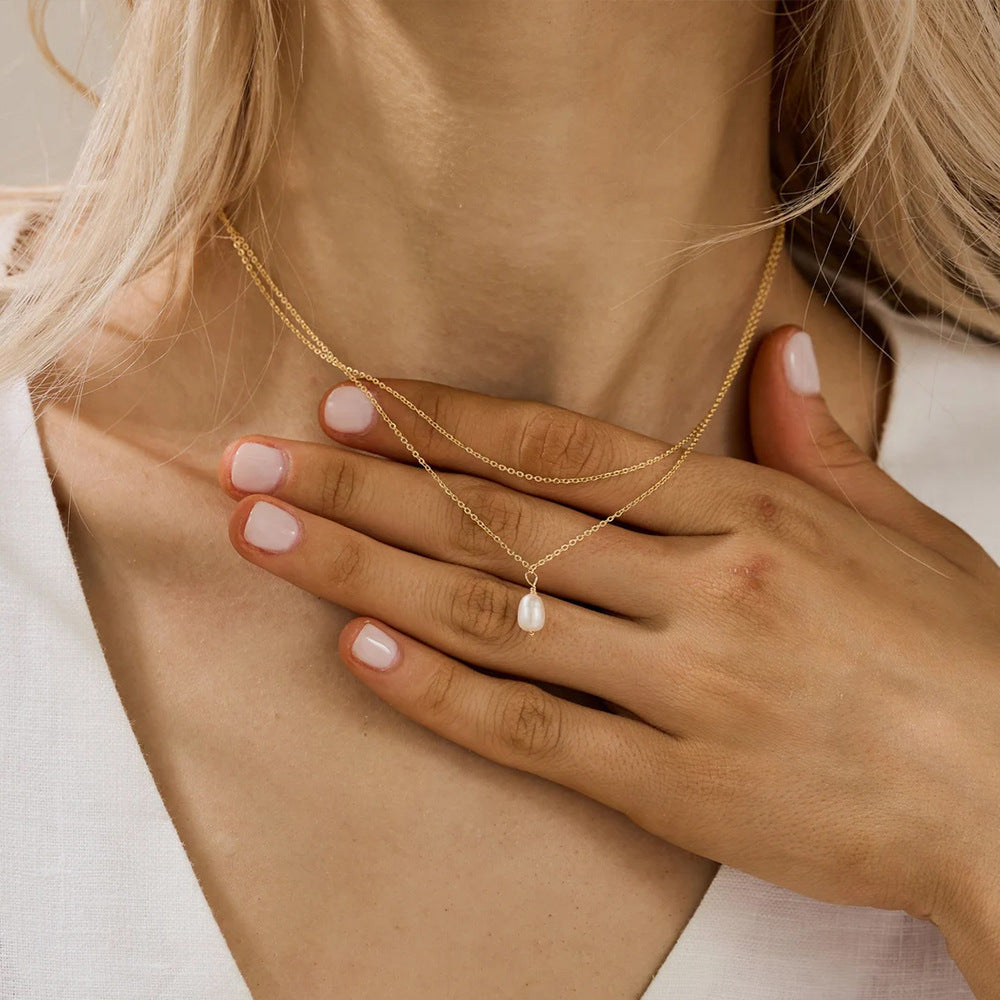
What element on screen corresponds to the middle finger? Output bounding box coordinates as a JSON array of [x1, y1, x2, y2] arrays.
[[221, 435, 713, 620]]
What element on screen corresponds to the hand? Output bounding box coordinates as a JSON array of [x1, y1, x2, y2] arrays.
[[218, 325, 1000, 976]]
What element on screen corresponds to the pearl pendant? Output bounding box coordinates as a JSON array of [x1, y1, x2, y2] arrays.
[[517, 591, 545, 634]]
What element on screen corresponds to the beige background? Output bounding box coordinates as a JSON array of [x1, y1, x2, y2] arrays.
[[0, 1, 115, 186]]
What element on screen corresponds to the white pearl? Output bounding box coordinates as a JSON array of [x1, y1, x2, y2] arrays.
[[517, 592, 545, 633]]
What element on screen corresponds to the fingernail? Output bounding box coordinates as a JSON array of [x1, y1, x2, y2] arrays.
[[351, 622, 399, 670], [783, 330, 821, 396], [231, 442, 288, 493], [242, 500, 301, 552], [324, 385, 377, 434]]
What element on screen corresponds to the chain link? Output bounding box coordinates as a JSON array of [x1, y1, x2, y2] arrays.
[[217, 209, 784, 584]]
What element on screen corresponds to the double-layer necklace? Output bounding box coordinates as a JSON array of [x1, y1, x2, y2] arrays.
[[218, 209, 785, 635]]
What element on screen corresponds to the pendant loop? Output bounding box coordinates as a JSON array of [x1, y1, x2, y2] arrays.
[[524, 570, 539, 591]]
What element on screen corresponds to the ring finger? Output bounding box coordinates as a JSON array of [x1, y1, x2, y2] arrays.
[[227, 493, 675, 715]]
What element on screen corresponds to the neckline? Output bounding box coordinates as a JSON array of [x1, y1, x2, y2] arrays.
[[1, 373, 253, 999], [4, 300, 908, 997]]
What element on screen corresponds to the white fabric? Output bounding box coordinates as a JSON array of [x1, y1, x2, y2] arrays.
[[2, 222, 997, 996]]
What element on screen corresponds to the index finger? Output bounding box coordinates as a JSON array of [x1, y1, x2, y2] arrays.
[[318, 377, 764, 534]]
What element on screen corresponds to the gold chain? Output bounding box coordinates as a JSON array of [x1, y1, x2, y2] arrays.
[[217, 208, 784, 631]]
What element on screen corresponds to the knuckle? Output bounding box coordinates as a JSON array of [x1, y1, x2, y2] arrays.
[[418, 659, 461, 716], [318, 455, 362, 517], [490, 683, 565, 760], [517, 407, 609, 480], [324, 537, 366, 587], [742, 489, 789, 534], [411, 387, 456, 455], [811, 424, 867, 470], [694, 535, 788, 626], [740, 486, 825, 550], [445, 574, 521, 645], [452, 480, 526, 559]]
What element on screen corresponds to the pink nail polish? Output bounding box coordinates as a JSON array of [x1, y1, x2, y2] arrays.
[[242, 500, 301, 553], [351, 622, 399, 670], [324, 385, 377, 434], [231, 442, 288, 493], [783, 330, 821, 396]]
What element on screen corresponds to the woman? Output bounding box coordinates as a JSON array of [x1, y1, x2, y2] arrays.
[[1, 1, 998, 997]]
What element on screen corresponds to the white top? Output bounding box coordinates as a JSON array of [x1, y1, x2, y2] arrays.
[[2, 214, 996, 997]]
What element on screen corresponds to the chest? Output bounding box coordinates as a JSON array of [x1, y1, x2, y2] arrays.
[[40, 413, 717, 1000]]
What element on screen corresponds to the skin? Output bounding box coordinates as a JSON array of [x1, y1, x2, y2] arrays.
[[55, 0, 880, 463], [31, 0, 1000, 996], [219, 329, 1000, 997]]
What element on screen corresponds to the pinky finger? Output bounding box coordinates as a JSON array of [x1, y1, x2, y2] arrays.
[[338, 617, 682, 829]]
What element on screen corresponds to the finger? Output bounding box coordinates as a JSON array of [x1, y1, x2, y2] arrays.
[[338, 616, 688, 837], [228, 494, 672, 713], [220, 435, 697, 619], [316, 379, 766, 535], [750, 325, 988, 573]]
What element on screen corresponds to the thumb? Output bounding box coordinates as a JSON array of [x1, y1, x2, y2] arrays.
[[749, 325, 971, 562]]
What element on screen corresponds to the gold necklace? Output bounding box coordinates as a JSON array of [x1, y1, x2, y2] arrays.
[[217, 209, 784, 634]]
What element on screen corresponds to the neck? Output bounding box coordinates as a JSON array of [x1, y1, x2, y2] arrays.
[[78, 0, 843, 461]]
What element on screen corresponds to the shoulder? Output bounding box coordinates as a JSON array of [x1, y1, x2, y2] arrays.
[[828, 271, 1000, 562], [0, 191, 62, 461], [827, 271, 1000, 455]]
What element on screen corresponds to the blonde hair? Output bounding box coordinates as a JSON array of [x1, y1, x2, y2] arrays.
[[1, 0, 998, 399]]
